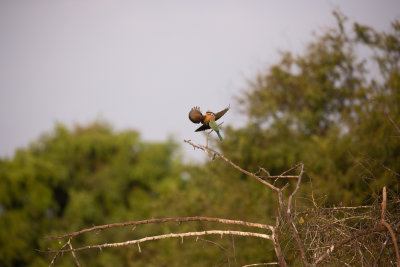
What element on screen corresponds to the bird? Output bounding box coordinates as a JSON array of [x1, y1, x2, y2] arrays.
[[188, 106, 230, 141]]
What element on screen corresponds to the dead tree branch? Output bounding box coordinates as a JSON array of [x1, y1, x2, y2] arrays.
[[312, 225, 387, 266], [184, 139, 281, 191], [278, 188, 309, 267], [312, 186, 400, 266], [67, 239, 81, 267], [272, 217, 288, 267], [44, 230, 272, 254], [241, 263, 278, 266], [184, 139, 308, 266], [49, 240, 69, 267], [47, 216, 273, 240], [278, 163, 309, 267], [380, 186, 400, 267]]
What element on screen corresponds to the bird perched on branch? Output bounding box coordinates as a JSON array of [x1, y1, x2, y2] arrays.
[[188, 106, 230, 141]]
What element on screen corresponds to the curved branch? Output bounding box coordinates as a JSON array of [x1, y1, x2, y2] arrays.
[[380, 187, 400, 266], [47, 216, 273, 240], [381, 221, 400, 266], [287, 163, 305, 215], [44, 230, 272, 254]]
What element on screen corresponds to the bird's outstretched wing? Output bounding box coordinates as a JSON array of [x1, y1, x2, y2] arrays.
[[189, 106, 205, 124], [195, 124, 211, 132], [215, 105, 230, 121]]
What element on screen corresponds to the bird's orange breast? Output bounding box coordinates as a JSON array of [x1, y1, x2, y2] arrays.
[[203, 114, 215, 124]]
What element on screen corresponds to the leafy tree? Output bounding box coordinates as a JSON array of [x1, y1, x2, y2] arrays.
[[221, 12, 400, 205], [0, 122, 183, 266]]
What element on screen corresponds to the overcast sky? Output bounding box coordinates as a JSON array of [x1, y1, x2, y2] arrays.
[[1, 1, 399, 161]]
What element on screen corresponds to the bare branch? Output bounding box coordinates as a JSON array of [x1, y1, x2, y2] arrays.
[[198, 238, 228, 253], [44, 230, 272, 254], [198, 238, 232, 266], [241, 263, 278, 266], [231, 235, 238, 265], [381, 186, 387, 220], [287, 163, 305, 215], [259, 164, 303, 179], [380, 186, 400, 267], [49, 240, 69, 267], [261, 175, 300, 179], [381, 221, 400, 266], [67, 239, 81, 267], [47, 216, 273, 240], [184, 139, 280, 191], [374, 233, 390, 267], [272, 163, 309, 266], [278, 189, 309, 267], [184, 140, 307, 265], [272, 217, 288, 267]]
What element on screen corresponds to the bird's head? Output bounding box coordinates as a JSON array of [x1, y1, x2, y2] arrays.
[[205, 111, 215, 118]]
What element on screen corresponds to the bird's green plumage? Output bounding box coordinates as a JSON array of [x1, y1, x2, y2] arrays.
[[209, 119, 223, 141]]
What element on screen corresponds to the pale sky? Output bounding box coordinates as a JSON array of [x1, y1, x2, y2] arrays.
[[1, 1, 399, 161]]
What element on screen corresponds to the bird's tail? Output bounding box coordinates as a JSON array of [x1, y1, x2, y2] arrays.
[[216, 131, 223, 141]]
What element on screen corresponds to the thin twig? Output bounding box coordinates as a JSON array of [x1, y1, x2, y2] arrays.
[[278, 188, 309, 267], [67, 239, 81, 267], [374, 233, 390, 267], [241, 263, 278, 266], [231, 235, 238, 266], [312, 225, 387, 266], [272, 217, 288, 267], [261, 175, 300, 179], [311, 187, 400, 267], [384, 110, 400, 135], [198, 238, 229, 253], [198, 237, 231, 266], [275, 163, 309, 266], [258, 164, 302, 179], [287, 163, 305, 215], [49, 241, 69, 267]]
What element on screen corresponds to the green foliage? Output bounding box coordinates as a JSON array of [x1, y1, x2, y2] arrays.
[[233, 12, 400, 204], [0, 122, 184, 266]]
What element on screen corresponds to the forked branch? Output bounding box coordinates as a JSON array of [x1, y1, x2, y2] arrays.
[[184, 139, 305, 266]]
